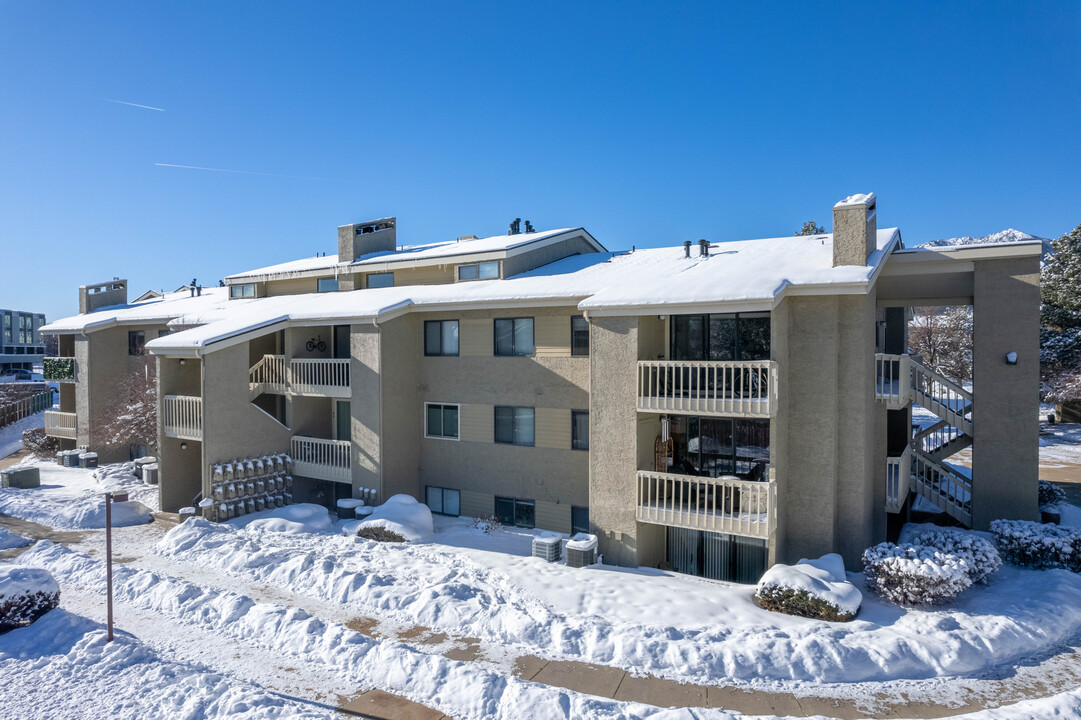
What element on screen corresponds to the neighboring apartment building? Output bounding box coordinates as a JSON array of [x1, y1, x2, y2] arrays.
[[41, 196, 1042, 582], [1, 308, 47, 374]]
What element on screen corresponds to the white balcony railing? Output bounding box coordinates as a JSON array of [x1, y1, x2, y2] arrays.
[[290, 435, 351, 483], [163, 395, 203, 441], [289, 358, 350, 398], [43, 410, 77, 439], [886, 448, 912, 513], [636, 470, 774, 540], [249, 354, 288, 399], [637, 360, 774, 418]]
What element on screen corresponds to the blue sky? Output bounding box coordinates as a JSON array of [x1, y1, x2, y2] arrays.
[[2, 1, 1079, 322]]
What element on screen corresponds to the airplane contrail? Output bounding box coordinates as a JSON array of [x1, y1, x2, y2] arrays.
[[154, 163, 348, 183], [102, 98, 165, 111]]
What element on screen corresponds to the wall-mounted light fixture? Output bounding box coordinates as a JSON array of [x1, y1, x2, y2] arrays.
[[1005, 352, 1018, 366], [179, 359, 186, 365], [180, 442, 188, 450]]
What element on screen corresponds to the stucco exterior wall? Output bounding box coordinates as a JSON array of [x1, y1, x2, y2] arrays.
[[502, 235, 599, 277], [971, 256, 1040, 527], [350, 324, 383, 496], [379, 314, 421, 500]]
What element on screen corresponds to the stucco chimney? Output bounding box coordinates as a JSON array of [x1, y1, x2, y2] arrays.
[[338, 217, 396, 263], [78, 279, 128, 314], [832, 193, 877, 267]]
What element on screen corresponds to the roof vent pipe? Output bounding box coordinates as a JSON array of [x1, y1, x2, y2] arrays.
[[683, 240, 692, 258], [699, 239, 709, 257]]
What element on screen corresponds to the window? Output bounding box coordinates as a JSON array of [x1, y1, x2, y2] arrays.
[[494, 317, 534, 356], [229, 283, 255, 299], [458, 261, 499, 281], [571, 315, 589, 356], [571, 506, 590, 535], [495, 406, 534, 446], [128, 330, 145, 356], [318, 277, 339, 293], [2, 313, 10, 343], [367, 272, 394, 289], [426, 403, 459, 439], [495, 497, 535, 528], [424, 320, 459, 356], [426, 486, 461, 516], [671, 417, 770, 482], [670, 313, 770, 361], [571, 410, 589, 450], [158, 329, 172, 338]]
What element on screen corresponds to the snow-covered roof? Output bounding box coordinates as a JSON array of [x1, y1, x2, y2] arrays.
[[225, 228, 602, 283], [40, 287, 236, 334], [144, 229, 900, 354]]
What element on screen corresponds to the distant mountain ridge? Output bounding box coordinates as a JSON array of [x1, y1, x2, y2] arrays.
[[922, 228, 1054, 256]]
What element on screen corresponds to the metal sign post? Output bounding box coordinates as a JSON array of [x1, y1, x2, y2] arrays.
[[105, 492, 114, 642]]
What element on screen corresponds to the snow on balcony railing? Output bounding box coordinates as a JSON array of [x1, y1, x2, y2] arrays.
[[163, 395, 202, 441], [289, 358, 350, 398], [42, 410, 77, 439], [291, 435, 350, 483], [636, 470, 774, 540], [637, 360, 774, 418]]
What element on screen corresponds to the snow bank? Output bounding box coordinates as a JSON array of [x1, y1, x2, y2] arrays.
[[757, 553, 862, 617], [242, 503, 334, 534], [0, 409, 45, 459], [0, 526, 31, 550], [0, 565, 58, 603], [348, 494, 433, 541], [53, 498, 153, 529]]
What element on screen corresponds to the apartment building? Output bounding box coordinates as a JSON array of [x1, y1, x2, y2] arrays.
[[1, 308, 47, 374], [41, 196, 1042, 582]]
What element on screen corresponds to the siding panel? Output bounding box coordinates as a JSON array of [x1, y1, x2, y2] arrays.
[[535, 315, 570, 357], [460, 490, 494, 519], [534, 407, 571, 449], [535, 501, 572, 534], [459, 403, 494, 443], [460, 319, 493, 357]]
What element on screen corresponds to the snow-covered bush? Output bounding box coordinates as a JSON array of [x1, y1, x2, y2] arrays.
[[905, 527, 1001, 584], [21, 427, 59, 459], [1039, 480, 1068, 509], [755, 554, 861, 622], [354, 494, 433, 541], [473, 515, 501, 534], [356, 526, 406, 543], [0, 566, 60, 633], [862, 543, 972, 605], [990, 519, 1081, 572]]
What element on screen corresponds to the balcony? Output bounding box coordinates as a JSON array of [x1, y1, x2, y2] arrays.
[[163, 395, 203, 441], [43, 357, 76, 382], [249, 355, 350, 400], [291, 435, 351, 483], [44, 410, 77, 439], [637, 360, 775, 418], [636, 470, 774, 540]]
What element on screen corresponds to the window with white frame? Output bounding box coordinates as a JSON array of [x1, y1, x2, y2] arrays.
[[230, 283, 256, 299], [494, 317, 534, 356], [457, 261, 499, 281], [494, 406, 534, 446], [367, 272, 394, 288], [425, 403, 459, 439], [424, 320, 459, 356]]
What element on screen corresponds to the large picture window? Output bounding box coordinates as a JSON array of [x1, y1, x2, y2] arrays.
[[229, 283, 256, 299], [317, 277, 339, 293], [458, 261, 499, 281], [670, 313, 770, 361], [494, 318, 533, 356], [425, 403, 459, 440], [367, 272, 394, 289], [495, 497, 535, 528], [670, 417, 770, 482], [424, 320, 459, 356], [571, 315, 589, 357], [426, 486, 461, 516], [494, 406, 534, 446]]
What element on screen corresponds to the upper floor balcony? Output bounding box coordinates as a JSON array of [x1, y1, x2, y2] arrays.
[[43, 357, 77, 382], [250, 355, 350, 400], [163, 395, 203, 441], [637, 360, 775, 418]]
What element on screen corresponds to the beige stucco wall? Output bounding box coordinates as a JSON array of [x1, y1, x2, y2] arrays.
[[502, 235, 599, 277], [971, 256, 1040, 527], [350, 323, 383, 497]]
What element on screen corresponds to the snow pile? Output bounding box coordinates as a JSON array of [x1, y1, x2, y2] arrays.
[[346, 494, 433, 541], [0, 459, 158, 529], [862, 542, 973, 605], [0, 609, 341, 719], [991, 519, 1081, 572], [756, 553, 861, 621], [0, 565, 59, 633], [902, 526, 1002, 583], [0, 409, 45, 459], [242, 503, 334, 534], [0, 527, 31, 550]]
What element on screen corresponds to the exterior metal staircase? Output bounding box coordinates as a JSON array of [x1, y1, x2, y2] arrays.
[[876, 354, 973, 526]]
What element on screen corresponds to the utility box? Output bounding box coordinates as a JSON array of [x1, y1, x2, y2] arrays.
[[1, 467, 40, 489], [531, 533, 563, 563]]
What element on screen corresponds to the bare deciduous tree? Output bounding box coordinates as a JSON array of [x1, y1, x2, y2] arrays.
[[99, 357, 158, 457], [909, 306, 972, 385]]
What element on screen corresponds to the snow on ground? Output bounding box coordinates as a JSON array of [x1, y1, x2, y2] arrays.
[[1040, 422, 1081, 468], [0, 458, 156, 529], [153, 509, 1081, 687], [0, 526, 30, 550], [0, 409, 45, 460]]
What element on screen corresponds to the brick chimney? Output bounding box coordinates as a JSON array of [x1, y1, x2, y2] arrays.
[[338, 217, 396, 263], [832, 193, 877, 267]]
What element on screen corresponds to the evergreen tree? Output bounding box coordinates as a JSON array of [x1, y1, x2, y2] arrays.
[[795, 220, 826, 236], [1041, 223, 1081, 398]]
